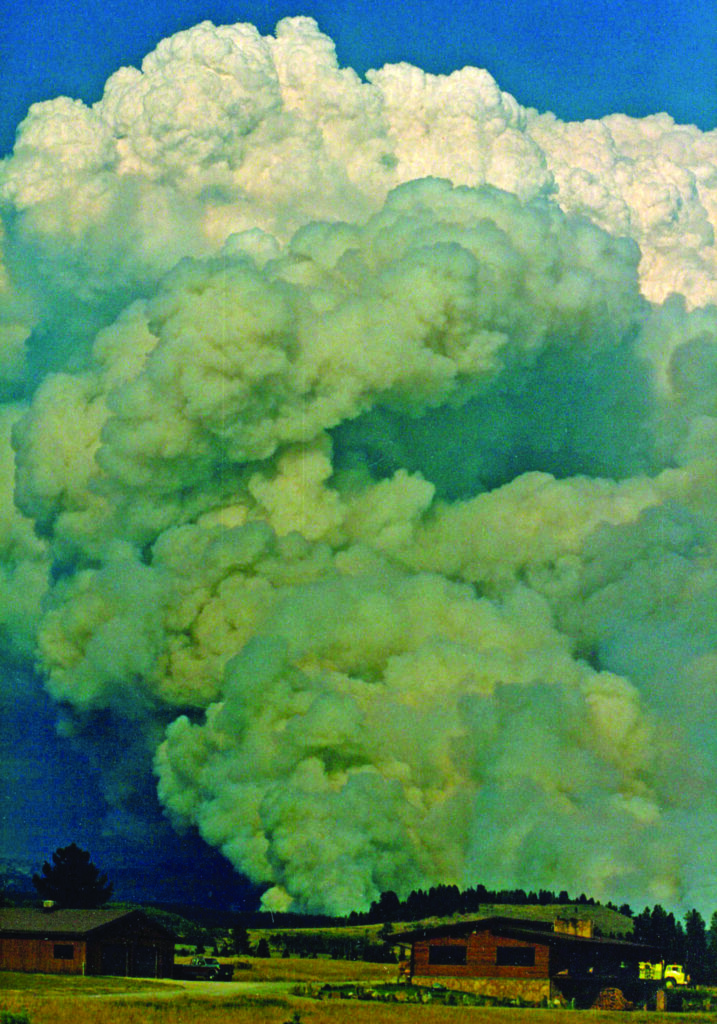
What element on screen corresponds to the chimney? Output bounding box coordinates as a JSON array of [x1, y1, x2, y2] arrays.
[[553, 917, 594, 938]]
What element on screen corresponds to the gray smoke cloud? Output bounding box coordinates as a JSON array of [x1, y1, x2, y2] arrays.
[[2, 16, 717, 914]]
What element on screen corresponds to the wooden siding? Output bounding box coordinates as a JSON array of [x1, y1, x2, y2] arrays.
[[0, 937, 88, 974], [413, 931, 551, 979]]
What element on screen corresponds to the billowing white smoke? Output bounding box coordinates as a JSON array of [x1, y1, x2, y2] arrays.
[[2, 16, 717, 914]]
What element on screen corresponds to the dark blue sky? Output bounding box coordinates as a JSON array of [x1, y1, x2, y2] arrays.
[[0, 670, 260, 906], [2, 0, 717, 155]]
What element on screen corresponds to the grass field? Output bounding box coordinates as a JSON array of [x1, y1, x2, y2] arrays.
[[0, 989, 711, 1024], [174, 953, 398, 984], [2, 985, 713, 1024], [1, 960, 713, 1024]]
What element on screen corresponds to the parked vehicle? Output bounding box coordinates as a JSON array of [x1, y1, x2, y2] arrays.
[[639, 962, 690, 986], [176, 955, 234, 980]]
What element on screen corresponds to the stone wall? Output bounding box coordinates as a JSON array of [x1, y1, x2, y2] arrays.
[[411, 974, 551, 1003]]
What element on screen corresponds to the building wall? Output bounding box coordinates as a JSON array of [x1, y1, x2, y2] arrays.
[[412, 931, 551, 981], [411, 974, 552, 1003], [0, 937, 88, 974]]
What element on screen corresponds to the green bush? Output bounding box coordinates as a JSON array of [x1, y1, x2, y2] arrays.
[[680, 987, 713, 1012], [1, 1012, 31, 1024]]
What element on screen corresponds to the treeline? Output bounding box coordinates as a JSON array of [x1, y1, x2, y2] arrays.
[[632, 905, 717, 985], [352, 884, 604, 924], [222, 924, 397, 962], [270, 931, 397, 962]]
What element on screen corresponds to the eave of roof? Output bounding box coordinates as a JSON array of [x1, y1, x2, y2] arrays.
[[393, 915, 551, 942], [0, 908, 170, 939]]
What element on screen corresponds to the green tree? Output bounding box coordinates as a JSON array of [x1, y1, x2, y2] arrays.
[[32, 843, 113, 908], [633, 904, 685, 960], [706, 911, 717, 983], [684, 908, 709, 984], [370, 890, 401, 922], [0, 880, 11, 908], [232, 924, 252, 955]]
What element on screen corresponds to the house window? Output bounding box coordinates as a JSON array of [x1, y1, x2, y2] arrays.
[[53, 944, 75, 960], [496, 946, 535, 967], [428, 944, 467, 965]]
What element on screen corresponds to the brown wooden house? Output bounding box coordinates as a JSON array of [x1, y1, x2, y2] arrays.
[[0, 908, 175, 977], [394, 916, 663, 1005]]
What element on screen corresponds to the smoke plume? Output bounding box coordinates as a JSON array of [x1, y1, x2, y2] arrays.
[[2, 16, 717, 914]]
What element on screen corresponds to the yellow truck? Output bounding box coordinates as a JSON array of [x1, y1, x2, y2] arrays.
[[639, 962, 690, 987]]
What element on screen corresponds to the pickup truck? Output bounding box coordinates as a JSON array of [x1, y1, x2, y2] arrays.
[[176, 956, 234, 981]]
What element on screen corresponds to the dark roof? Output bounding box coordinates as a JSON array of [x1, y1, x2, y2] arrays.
[[393, 915, 662, 955], [0, 908, 172, 939], [394, 915, 551, 942]]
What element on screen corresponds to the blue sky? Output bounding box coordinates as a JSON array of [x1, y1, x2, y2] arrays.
[[2, 0, 716, 155], [0, 669, 261, 907]]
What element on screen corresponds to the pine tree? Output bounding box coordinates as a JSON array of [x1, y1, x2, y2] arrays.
[[684, 909, 708, 984], [32, 843, 113, 908], [706, 911, 717, 983], [633, 904, 685, 959], [232, 924, 252, 955]]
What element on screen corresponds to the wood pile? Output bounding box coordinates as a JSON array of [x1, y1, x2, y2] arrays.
[[591, 987, 633, 1010]]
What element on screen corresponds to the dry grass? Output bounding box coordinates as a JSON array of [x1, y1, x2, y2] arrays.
[[0, 957, 391, 991], [1, 965, 713, 1024], [251, 923, 387, 942], [0, 988, 711, 1024], [225, 955, 398, 984], [0, 973, 184, 995], [0, 991, 291, 1024]]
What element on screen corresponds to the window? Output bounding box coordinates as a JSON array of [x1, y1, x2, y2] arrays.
[[53, 944, 75, 960], [428, 944, 467, 966], [496, 946, 535, 967]]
